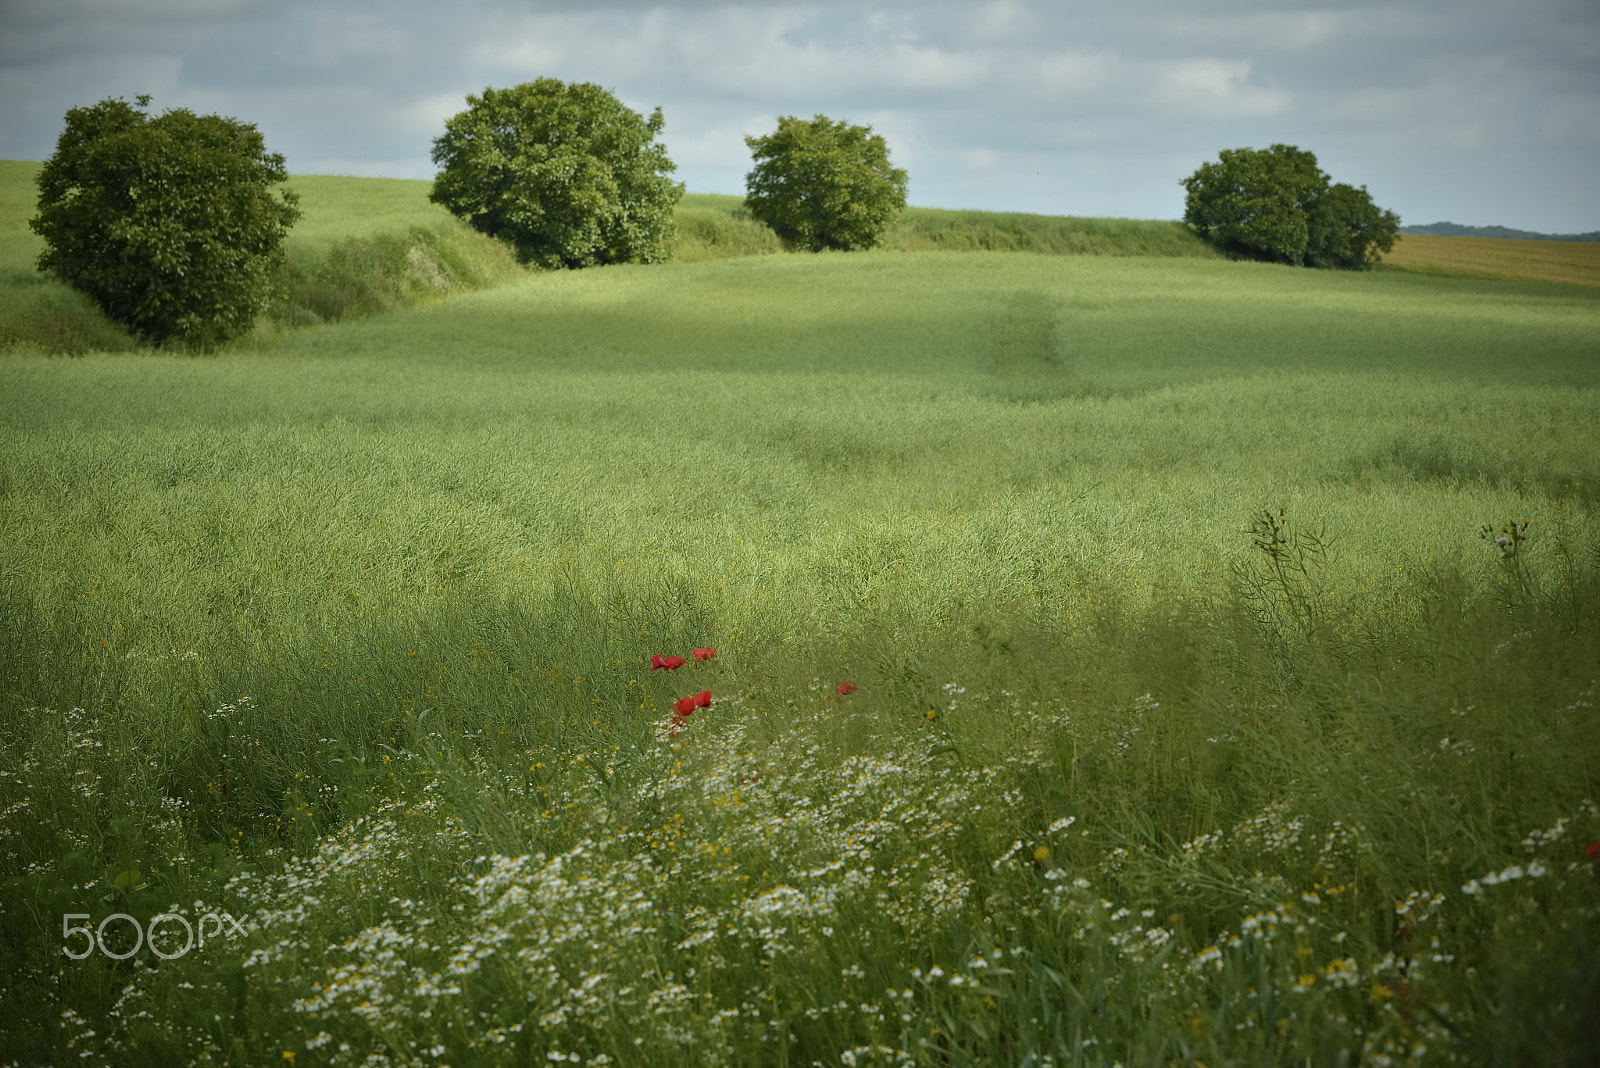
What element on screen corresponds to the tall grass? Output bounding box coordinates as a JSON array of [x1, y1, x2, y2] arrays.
[[888, 205, 1214, 257], [2, 178, 1599, 1064], [673, 194, 786, 262]]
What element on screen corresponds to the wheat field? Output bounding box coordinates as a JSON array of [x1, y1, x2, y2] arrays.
[[1385, 232, 1600, 288]]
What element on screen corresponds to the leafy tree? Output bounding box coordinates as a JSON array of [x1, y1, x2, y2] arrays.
[[744, 115, 909, 252], [30, 95, 301, 350], [429, 79, 683, 269], [1305, 181, 1401, 270], [1180, 144, 1398, 269]]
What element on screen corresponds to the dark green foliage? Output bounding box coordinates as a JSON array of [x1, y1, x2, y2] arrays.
[[1181, 144, 1399, 269], [1305, 180, 1401, 269], [744, 114, 909, 252], [429, 79, 684, 269], [29, 96, 300, 350]]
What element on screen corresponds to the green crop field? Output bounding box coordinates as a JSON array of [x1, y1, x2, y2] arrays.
[[2, 165, 1599, 1066]]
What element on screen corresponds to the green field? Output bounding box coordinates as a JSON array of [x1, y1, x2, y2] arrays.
[[3, 166, 1600, 1066]]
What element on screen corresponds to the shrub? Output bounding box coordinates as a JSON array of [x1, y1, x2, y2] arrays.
[[429, 79, 684, 269], [1180, 144, 1399, 269], [744, 114, 909, 252], [30, 95, 301, 350]]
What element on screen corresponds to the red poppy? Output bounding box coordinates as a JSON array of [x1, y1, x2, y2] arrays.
[[1587, 842, 1600, 859], [836, 681, 858, 695], [651, 654, 686, 671], [673, 695, 699, 716], [693, 647, 717, 662], [695, 690, 712, 708]]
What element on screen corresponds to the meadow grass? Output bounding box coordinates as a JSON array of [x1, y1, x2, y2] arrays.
[[2, 174, 1600, 1065], [1383, 233, 1600, 288]]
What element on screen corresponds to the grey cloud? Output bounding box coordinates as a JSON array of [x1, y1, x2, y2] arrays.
[[1, 0, 1596, 229]]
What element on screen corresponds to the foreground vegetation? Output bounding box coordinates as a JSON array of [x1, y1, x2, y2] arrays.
[[2, 169, 1599, 1065]]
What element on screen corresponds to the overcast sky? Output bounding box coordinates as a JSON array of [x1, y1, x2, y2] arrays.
[[2, 0, 1596, 231]]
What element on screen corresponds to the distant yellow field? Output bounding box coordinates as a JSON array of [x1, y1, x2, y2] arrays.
[[1384, 232, 1600, 287]]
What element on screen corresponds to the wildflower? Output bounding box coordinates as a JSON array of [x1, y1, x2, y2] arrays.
[[667, 691, 713, 734], [693, 647, 717, 661], [1587, 842, 1600, 859], [651, 654, 687, 671], [836, 681, 858, 695], [1033, 846, 1050, 863]]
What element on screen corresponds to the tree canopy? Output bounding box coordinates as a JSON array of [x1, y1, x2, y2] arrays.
[[1180, 144, 1399, 269], [429, 79, 684, 269], [744, 115, 909, 252], [30, 95, 300, 350]]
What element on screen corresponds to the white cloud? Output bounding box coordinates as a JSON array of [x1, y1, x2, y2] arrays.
[[468, 7, 994, 102], [962, 146, 1001, 173], [292, 7, 418, 70], [1148, 10, 1369, 52], [968, 0, 1040, 44], [1009, 48, 1122, 99], [1150, 59, 1291, 120]]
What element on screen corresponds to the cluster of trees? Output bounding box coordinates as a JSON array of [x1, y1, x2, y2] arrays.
[[1179, 143, 1399, 269], [426, 83, 907, 264], [31, 82, 1394, 350], [32, 82, 909, 348]]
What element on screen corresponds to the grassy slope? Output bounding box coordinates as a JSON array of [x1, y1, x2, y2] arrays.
[[2, 164, 1214, 351], [3, 168, 1600, 1065], [280, 174, 466, 260]]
